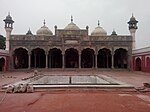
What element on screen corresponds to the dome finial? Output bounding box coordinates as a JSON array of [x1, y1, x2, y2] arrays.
[[98, 20, 100, 27], [26, 27, 33, 35], [8, 12, 10, 16], [43, 19, 46, 26], [132, 13, 134, 17], [71, 15, 73, 22], [111, 28, 117, 36]]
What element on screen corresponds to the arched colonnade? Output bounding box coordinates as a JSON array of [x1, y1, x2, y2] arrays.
[[12, 47, 129, 69]]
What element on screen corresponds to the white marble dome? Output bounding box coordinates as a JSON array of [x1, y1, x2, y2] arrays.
[[64, 16, 80, 30], [91, 21, 107, 36], [36, 20, 53, 36]]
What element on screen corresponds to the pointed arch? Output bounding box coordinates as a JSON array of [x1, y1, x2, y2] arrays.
[[81, 48, 95, 68], [13, 48, 28, 69], [97, 48, 111, 68], [48, 48, 62, 68], [65, 48, 79, 68], [114, 48, 127, 69], [135, 57, 142, 71], [0, 57, 5, 71], [31, 48, 46, 68]]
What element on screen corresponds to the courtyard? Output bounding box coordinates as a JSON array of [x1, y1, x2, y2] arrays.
[[0, 70, 150, 112]]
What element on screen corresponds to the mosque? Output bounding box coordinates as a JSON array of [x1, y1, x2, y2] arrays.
[[0, 13, 139, 71]]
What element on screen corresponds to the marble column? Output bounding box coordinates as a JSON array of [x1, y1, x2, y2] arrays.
[[79, 52, 81, 69], [28, 51, 31, 69], [111, 51, 114, 69], [95, 53, 97, 69], [127, 54, 131, 70]]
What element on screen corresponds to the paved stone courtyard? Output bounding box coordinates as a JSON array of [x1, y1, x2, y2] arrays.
[[0, 70, 150, 112]]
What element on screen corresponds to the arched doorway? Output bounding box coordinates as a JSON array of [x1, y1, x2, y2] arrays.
[[0, 57, 5, 71], [65, 48, 79, 68], [97, 48, 111, 68], [31, 48, 46, 68], [114, 48, 127, 69], [13, 48, 28, 69], [81, 48, 94, 68], [48, 48, 62, 68], [135, 57, 141, 71]]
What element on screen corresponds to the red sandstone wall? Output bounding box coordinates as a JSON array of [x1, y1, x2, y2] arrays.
[[142, 67, 150, 72], [5, 56, 9, 71], [133, 54, 150, 73]]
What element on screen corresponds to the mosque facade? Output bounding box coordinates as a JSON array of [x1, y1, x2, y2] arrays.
[[0, 14, 138, 71]]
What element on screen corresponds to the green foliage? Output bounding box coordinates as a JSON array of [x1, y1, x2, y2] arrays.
[[0, 35, 6, 49]]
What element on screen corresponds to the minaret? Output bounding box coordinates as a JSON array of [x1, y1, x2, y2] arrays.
[[3, 12, 14, 51], [128, 14, 138, 49]]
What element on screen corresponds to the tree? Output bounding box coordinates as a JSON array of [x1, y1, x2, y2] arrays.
[[0, 35, 6, 49]]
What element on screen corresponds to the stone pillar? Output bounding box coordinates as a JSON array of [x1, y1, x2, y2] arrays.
[[127, 54, 131, 70], [79, 52, 81, 69], [45, 52, 48, 69], [95, 53, 97, 69], [127, 48, 132, 70], [111, 50, 114, 69], [28, 51, 31, 69]]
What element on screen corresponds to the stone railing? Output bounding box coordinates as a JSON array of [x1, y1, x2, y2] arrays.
[[90, 35, 132, 42]]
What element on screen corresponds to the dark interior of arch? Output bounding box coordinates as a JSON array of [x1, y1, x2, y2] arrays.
[[31, 48, 46, 68], [0, 58, 5, 71], [65, 48, 79, 68], [97, 48, 111, 68], [135, 58, 141, 71], [114, 48, 127, 69], [81, 48, 95, 68], [48, 48, 62, 68], [14, 48, 28, 69]]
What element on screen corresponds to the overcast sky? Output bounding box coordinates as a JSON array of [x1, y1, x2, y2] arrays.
[[0, 0, 150, 49]]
